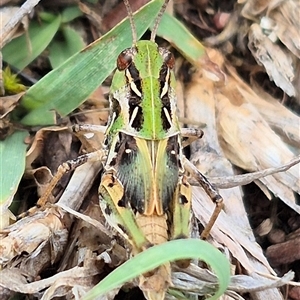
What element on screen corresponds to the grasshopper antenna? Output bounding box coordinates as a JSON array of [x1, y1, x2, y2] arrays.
[[150, 0, 170, 42], [123, 0, 137, 45]]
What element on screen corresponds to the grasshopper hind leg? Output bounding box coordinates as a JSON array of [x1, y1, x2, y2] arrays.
[[169, 174, 193, 269], [17, 149, 105, 219], [171, 175, 192, 240], [180, 127, 204, 148], [183, 157, 223, 239]]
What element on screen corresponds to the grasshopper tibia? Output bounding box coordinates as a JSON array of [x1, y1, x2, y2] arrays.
[[180, 127, 204, 148], [18, 149, 105, 219], [38, 150, 105, 205], [184, 157, 224, 239], [71, 124, 106, 134]]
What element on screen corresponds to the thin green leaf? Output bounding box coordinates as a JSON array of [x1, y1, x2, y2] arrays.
[[61, 6, 83, 23], [0, 131, 28, 213], [155, 13, 206, 65], [2, 17, 61, 70], [83, 239, 230, 300], [39, 11, 57, 22], [48, 26, 85, 69], [18, 0, 164, 126]]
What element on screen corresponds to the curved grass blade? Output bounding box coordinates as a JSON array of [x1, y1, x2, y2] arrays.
[[61, 6, 83, 23], [83, 239, 230, 300], [19, 0, 164, 126], [154, 13, 206, 65]]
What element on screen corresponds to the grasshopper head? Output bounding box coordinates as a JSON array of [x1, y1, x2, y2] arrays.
[[108, 40, 180, 140]]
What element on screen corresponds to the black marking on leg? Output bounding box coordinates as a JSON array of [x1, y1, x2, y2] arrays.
[[118, 224, 128, 235], [111, 97, 121, 120], [179, 195, 189, 205], [104, 205, 112, 216], [117, 197, 126, 208]]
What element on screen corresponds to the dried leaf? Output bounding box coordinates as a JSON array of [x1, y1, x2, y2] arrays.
[[183, 69, 287, 299], [271, 0, 300, 58], [0, 6, 29, 47], [248, 23, 295, 96], [0, 208, 67, 265]]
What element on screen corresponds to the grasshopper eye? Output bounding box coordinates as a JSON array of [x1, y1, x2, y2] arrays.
[[117, 49, 133, 71], [165, 52, 175, 69], [159, 48, 175, 69]]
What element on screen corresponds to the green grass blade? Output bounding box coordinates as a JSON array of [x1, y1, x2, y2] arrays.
[[61, 6, 83, 23], [83, 239, 230, 300], [2, 17, 61, 70], [155, 13, 206, 65], [0, 131, 28, 219], [19, 0, 164, 126]]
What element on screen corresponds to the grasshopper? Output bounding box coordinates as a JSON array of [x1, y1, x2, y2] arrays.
[[97, 0, 223, 299], [26, 1, 224, 299]]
